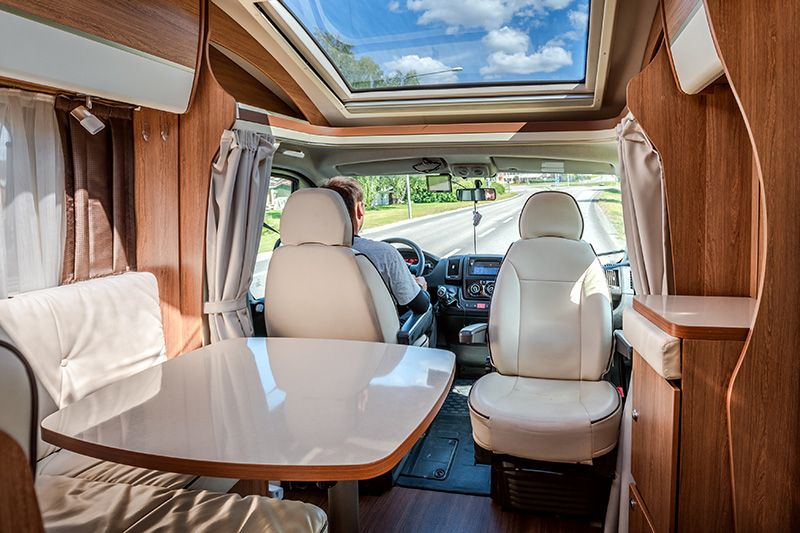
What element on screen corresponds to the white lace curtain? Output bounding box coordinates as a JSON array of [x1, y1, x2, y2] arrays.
[[0, 89, 64, 298], [204, 129, 276, 342]]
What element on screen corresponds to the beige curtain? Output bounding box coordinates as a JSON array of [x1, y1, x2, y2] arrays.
[[605, 115, 672, 533], [0, 89, 64, 297], [616, 115, 671, 296], [204, 130, 275, 342]]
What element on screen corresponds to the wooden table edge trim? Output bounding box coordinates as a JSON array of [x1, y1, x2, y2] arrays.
[[41, 365, 456, 482], [632, 299, 750, 341]]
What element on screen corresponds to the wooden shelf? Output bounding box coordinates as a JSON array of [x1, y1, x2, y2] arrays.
[[632, 295, 756, 341]]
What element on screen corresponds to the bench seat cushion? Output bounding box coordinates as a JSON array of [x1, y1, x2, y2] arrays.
[[36, 450, 197, 490], [37, 475, 327, 533]]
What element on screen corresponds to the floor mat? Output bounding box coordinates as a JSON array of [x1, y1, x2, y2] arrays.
[[395, 379, 491, 496]]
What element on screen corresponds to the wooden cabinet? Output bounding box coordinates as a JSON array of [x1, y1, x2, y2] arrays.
[[630, 351, 680, 533], [629, 483, 657, 533], [627, 296, 755, 533]]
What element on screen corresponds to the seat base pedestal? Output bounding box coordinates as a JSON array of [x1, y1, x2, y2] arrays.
[[476, 445, 616, 520]]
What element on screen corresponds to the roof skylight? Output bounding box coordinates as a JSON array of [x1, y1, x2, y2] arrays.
[[269, 0, 590, 91]]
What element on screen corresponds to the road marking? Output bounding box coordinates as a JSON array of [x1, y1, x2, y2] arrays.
[[502, 216, 514, 223], [479, 228, 496, 238], [442, 248, 461, 258]]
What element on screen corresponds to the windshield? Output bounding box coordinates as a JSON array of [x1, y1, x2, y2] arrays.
[[360, 173, 625, 260], [250, 172, 627, 299]]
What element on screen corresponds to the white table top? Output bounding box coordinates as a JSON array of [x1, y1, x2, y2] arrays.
[[42, 337, 455, 481]]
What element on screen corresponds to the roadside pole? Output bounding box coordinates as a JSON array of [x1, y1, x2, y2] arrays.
[[406, 174, 412, 219]]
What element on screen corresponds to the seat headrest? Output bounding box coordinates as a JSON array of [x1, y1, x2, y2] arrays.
[[519, 190, 584, 240], [279, 189, 354, 246]]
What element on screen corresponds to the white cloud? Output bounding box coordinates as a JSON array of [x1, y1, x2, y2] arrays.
[[545, 37, 565, 47], [384, 55, 461, 83], [568, 6, 588, 28], [559, 30, 582, 40], [406, 0, 575, 31], [482, 27, 531, 54], [479, 45, 572, 76], [388, 1, 401, 13]]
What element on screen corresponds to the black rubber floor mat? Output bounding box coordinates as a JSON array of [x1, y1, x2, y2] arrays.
[[395, 379, 490, 495]]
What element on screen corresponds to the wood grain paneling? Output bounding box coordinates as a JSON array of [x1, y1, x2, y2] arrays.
[[1, 0, 201, 68], [676, 339, 742, 533], [642, 5, 665, 69], [134, 108, 182, 359], [281, 485, 595, 533], [177, 50, 236, 353], [209, 4, 328, 126], [663, 0, 700, 44], [208, 46, 301, 119], [703, 0, 800, 530], [627, 45, 754, 297], [0, 431, 43, 533], [630, 351, 680, 533], [629, 484, 657, 533]]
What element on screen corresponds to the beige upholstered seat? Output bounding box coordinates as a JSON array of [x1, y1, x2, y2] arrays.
[[468, 191, 621, 463], [265, 188, 401, 343], [0, 273, 232, 492], [1, 324, 328, 533]]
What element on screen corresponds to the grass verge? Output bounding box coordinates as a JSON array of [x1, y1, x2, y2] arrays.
[[596, 189, 626, 240]]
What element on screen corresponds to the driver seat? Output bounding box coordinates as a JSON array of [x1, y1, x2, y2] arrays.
[[264, 188, 427, 344]]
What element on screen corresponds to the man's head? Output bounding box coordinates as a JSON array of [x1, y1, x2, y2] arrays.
[[321, 176, 365, 236]]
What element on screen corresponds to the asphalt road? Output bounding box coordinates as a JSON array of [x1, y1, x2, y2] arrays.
[[251, 185, 624, 298], [362, 185, 625, 258]]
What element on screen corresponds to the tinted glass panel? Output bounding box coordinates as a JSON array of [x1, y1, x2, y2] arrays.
[[270, 0, 590, 91]]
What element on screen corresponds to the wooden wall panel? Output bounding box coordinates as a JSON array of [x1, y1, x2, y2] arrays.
[[677, 339, 743, 533], [703, 0, 800, 530], [627, 45, 754, 297], [1, 0, 201, 68], [208, 46, 301, 119], [134, 108, 182, 359], [177, 53, 236, 353], [209, 4, 328, 126], [0, 431, 43, 533], [663, 0, 700, 43]]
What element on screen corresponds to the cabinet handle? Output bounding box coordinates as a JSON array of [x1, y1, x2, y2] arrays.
[[632, 409, 639, 421], [630, 498, 637, 511]]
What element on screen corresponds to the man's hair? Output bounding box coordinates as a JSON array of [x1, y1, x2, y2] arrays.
[[321, 176, 363, 230]]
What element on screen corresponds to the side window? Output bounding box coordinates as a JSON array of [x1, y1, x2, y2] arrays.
[[250, 176, 296, 299]]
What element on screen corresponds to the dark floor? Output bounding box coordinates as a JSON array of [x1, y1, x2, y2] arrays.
[[282, 484, 598, 533]]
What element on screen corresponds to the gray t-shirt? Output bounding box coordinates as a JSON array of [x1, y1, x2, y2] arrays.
[[352, 236, 420, 306]]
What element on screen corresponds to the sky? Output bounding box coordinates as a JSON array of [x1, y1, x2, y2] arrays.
[[279, 0, 591, 88]]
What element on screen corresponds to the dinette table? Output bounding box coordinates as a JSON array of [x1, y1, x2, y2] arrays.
[[41, 337, 456, 533]]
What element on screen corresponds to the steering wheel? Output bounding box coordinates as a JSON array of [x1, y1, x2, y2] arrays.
[[382, 237, 425, 277]]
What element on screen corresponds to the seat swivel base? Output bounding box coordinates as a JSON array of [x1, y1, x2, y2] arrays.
[[476, 444, 616, 520]]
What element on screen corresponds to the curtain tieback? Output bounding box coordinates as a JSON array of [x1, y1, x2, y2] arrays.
[[204, 295, 248, 314]]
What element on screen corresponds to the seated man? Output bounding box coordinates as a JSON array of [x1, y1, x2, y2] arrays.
[[322, 177, 430, 314]]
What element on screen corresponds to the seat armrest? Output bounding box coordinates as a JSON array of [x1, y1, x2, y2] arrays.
[[614, 329, 632, 360], [397, 304, 434, 345], [459, 323, 487, 344]]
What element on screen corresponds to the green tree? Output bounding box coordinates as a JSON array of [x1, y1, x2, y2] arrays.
[[313, 30, 420, 89]]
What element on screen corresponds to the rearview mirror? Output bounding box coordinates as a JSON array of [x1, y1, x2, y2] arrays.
[[456, 187, 497, 202], [426, 174, 452, 192]]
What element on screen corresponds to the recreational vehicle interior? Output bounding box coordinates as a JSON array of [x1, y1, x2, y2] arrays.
[[0, 0, 797, 532]]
